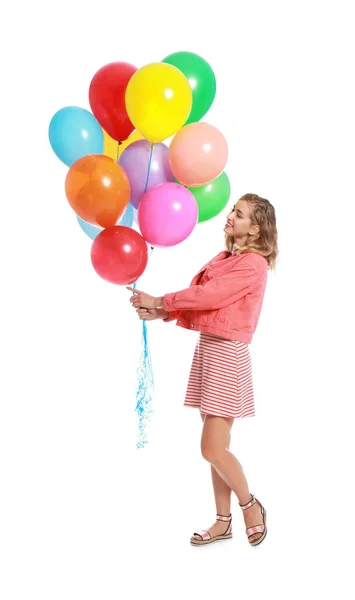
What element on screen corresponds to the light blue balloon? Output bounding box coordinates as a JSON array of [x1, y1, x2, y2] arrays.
[[119, 202, 134, 228], [48, 106, 104, 167], [76, 217, 102, 240], [76, 203, 134, 240]]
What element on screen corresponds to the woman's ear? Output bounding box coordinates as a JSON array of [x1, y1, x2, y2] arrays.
[[249, 224, 260, 236]]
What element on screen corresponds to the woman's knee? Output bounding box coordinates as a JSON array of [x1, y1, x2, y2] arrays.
[[201, 440, 225, 464], [200, 415, 233, 464]]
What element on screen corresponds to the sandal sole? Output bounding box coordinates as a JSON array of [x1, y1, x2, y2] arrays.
[[190, 534, 233, 546]]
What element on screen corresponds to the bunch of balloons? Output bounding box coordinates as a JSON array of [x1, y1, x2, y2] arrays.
[[48, 51, 230, 286]]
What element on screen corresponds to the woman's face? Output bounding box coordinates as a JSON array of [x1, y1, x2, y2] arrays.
[[224, 199, 257, 242]]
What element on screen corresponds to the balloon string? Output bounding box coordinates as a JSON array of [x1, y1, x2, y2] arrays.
[[133, 146, 155, 448], [134, 244, 155, 449], [116, 141, 122, 163], [135, 317, 154, 449], [144, 145, 155, 252], [144, 143, 154, 194]]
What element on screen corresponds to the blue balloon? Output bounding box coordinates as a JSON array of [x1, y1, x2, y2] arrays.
[[48, 106, 104, 167], [119, 203, 134, 228], [76, 203, 134, 240], [76, 217, 102, 240]]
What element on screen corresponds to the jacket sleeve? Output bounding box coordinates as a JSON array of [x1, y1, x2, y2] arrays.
[[162, 310, 180, 323], [162, 259, 258, 312]]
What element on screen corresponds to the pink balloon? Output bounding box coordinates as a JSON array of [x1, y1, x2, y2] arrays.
[[168, 122, 228, 187], [138, 182, 198, 247]]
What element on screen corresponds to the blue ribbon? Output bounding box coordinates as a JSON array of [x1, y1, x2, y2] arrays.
[[133, 144, 155, 448], [135, 313, 155, 449]]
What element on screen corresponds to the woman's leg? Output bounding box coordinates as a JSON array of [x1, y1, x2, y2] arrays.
[[202, 413, 232, 517], [200, 415, 264, 544], [191, 414, 233, 542]]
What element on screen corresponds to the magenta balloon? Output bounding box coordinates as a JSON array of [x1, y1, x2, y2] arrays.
[[119, 140, 175, 209], [138, 182, 198, 247]]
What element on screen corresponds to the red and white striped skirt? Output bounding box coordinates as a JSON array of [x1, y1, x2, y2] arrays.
[[184, 332, 255, 419]]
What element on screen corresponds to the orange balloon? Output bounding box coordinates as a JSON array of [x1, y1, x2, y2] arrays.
[[65, 155, 130, 228]]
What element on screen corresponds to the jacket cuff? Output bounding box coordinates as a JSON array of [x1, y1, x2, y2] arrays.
[[162, 293, 175, 312], [162, 310, 179, 323]]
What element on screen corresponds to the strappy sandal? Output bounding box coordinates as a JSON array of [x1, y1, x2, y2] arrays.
[[190, 513, 233, 546], [239, 494, 267, 546]]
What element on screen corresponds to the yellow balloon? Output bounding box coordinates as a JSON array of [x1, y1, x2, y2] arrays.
[[102, 129, 118, 159], [102, 128, 144, 160], [125, 62, 192, 143]]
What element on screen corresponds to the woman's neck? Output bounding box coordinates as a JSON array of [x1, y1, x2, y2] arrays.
[[231, 242, 240, 255]]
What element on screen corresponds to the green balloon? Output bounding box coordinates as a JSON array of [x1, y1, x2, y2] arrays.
[[188, 172, 231, 223], [162, 51, 216, 125]]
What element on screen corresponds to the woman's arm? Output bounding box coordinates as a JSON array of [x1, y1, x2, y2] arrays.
[[162, 259, 258, 312], [127, 257, 261, 313]]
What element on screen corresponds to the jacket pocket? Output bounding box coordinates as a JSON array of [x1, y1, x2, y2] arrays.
[[214, 304, 232, 325]]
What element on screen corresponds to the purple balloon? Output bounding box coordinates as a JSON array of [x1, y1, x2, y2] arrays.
[[138, 182, 198, 248], [119, 140, 175, 209]]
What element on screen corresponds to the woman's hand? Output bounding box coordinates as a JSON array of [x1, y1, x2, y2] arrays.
[[136, 307, 169, 321], [127, 287, 163, 309]]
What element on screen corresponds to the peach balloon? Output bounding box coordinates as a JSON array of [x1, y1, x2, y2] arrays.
[[168, 122, 228, 187]]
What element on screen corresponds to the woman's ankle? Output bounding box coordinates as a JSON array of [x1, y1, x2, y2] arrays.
[[239, 493, 253, 506], [216, 510, 231, 518]]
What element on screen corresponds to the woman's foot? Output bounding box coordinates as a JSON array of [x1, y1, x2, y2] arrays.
[[190, 514, 232, 545], [191, 519, 229, 542], [240, 495, 267, 545]]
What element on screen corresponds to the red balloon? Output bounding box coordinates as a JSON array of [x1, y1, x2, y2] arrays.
[[89, 62, 138, 142], [91, 226, 148, 285]]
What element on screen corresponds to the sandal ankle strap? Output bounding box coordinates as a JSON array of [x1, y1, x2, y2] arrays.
[[216, 513, 232, 522], [239, 494, 256, 511]]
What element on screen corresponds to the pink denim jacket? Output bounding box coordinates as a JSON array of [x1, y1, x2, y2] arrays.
[[162, 251, 268, 343]]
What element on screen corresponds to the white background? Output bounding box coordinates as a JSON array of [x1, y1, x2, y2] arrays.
[[1, 1, 355, 598]]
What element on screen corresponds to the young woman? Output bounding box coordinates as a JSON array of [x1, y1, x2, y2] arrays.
[[128, 193, 278, 547]]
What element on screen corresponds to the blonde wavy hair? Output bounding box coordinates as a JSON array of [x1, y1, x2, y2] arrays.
[[225, 193, 279, 270]]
